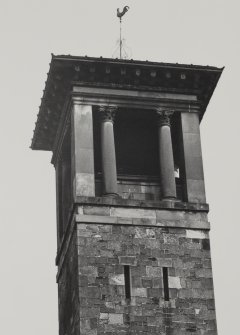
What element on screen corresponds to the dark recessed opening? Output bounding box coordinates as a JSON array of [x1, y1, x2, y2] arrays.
[[93, 107, 185, 200], [115, 109, 159, 176], [163, 267, 169, 301], [171, 112, 185, 201], [124, 265, 131, 300], [93, 108, 159, 177]]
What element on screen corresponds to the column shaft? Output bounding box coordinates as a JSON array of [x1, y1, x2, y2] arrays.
[[157, 110, 177, 199], [99, 106, 118, 196]]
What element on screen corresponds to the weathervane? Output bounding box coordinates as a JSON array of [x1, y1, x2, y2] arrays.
[[117, 6, 130, 59]]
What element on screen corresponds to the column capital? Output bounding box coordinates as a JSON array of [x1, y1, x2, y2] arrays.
[[156, 109, 174, 127], [99, 105, 117, 123]]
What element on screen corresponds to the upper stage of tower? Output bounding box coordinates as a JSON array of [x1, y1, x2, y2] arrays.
[[31, 54, 223, 151]]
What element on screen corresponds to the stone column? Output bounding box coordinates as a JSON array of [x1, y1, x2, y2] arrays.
[[99, 106, 118, 196], [157, 109, 177, 199]]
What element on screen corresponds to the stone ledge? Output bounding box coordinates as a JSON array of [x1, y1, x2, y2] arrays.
[[75, 214, 210, 230], [75, 196, 209, 212]]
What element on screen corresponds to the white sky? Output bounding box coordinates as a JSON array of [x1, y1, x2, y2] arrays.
[[0, 1, 239, 334]]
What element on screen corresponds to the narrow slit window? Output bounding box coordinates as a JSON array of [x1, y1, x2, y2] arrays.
[[163, 267, 169, 301], [124, 265, 131, 300]]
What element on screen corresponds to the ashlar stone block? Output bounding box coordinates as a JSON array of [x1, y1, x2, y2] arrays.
[[108, 313, 124, 324], [109, 274, 125, 285], [169, 276, 182, 289], [186, 229, 209, 239]]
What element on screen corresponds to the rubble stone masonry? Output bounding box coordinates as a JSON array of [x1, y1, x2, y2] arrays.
[[57, 204, 217, 335], [58, 230, 80, 335]]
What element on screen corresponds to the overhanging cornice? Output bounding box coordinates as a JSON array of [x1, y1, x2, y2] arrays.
[[31, 54, 223, 151]]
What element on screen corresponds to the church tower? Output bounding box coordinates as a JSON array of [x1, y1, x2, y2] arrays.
[[31, 55, 222, 335]]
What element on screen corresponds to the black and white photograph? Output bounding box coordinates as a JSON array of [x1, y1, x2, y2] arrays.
[[0, 1, 239, 334]]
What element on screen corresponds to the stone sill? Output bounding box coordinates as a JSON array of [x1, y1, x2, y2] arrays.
[[75, 196, 209, 212]]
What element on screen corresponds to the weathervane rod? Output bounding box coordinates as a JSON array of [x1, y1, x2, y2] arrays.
[[117, 6, 130, 59], [120, 17, 122, 59]]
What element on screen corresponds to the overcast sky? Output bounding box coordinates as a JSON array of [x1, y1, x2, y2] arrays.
[[0, 1, 239, 334]]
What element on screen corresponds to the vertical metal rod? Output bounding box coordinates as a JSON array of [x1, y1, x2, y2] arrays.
[[120, 18, 122, 59]]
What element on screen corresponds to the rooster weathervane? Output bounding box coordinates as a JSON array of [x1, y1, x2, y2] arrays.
[[116, 6, 130, 59]]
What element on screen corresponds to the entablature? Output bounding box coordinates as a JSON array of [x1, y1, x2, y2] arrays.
[[31, 55, 223, 151]]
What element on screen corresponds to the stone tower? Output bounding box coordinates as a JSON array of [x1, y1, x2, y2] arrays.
[[31, 55, 223, 335]]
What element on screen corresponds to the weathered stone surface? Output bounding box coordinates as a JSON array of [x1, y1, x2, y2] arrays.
[[113, 180, 162, 201], [181, 112, 200, 134], [58, 230, 79, 335], [76, 196, 210, 211], [110, 207, 156, 219], [186, 229, 209, 239], [132, 288, 147, 297], [75, 173, 95, 197], [83, 206, 111, 216], [119, 256, 137, 266], [72, 104, 95, 198], [169, 276, 182, 289], [75, 205, 210, 230], [109, 274, 125, 285], [108, 313, 123, 324], [186, 179, 206, 203], [75, 222, 217, 334]]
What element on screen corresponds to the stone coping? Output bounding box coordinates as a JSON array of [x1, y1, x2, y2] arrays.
[[75, 196, 209, 212], [76, 204, 210, 230], [76, 213, 210, 230]]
